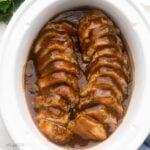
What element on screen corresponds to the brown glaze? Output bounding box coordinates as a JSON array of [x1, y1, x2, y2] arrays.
[[24, 8, 132, 148]]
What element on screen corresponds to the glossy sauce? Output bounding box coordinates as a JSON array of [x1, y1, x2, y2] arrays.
[[24, 8, 133, 149]]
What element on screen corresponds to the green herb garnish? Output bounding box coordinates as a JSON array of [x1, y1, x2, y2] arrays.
[[0, 0, 24, 23]]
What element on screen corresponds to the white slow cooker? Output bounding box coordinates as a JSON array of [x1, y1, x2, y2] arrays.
[[0, 0, 150, 150]]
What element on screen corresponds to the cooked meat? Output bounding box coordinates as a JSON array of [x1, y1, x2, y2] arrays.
[[78, 11, 114, 42], [74, 10, 130, 141], [34, 22, 77, 55], [81, 76, 123, 102], [68, 114, 107, 141], [79, 89, 124, 117], [43, 22, 77, 35], [82, 36, 123, 62], [78, 96, 93, 110], [34, 30, 70, 54], [40, 60, 80, 77], [34, 94, 68, 112], [78, 11, 123, 62], [87, 56, 129, 79], [45, 84, 79, 106], [93, 89, 124, 117], [91, 47, 127, 65], [88, 67, 128, 95], [38, 50, 77, 71], [38, 72, 78, 90], [39, 120, 72, 144], [89, 26, 120, 42], [83, 105, 118, 132], [33, 21, 79, 144], [36, 109, 69, 125], [37, 39, 74, 59]]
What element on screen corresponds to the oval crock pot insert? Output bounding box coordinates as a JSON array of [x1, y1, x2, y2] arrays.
[[24, 7, 133, 148]]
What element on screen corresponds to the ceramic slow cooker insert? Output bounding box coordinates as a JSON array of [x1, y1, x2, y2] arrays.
[[0, 0, 150, 150]]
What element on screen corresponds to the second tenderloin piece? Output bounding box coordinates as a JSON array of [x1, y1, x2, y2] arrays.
[[69, 11, 130, 141], [33, 21, 80, 144]]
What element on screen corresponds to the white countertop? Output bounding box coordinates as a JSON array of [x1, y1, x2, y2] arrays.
[[0, 1, 150, 150]]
